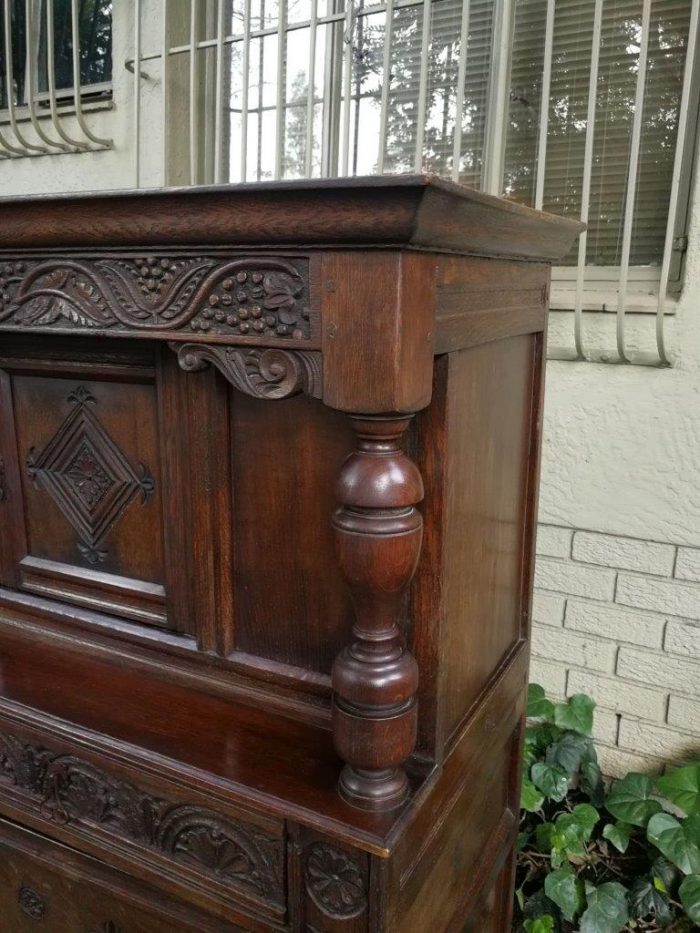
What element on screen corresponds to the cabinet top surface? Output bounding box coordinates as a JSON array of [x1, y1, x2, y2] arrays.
[[0, 174, 582, 262]]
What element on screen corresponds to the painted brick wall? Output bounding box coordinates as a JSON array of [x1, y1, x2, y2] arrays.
[[531, 524, 700, 777]]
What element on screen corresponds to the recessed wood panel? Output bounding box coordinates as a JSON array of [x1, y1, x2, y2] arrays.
[[440, 336, 536, 742], [13, 374, 164, 582], [230, 391, 355, 674]]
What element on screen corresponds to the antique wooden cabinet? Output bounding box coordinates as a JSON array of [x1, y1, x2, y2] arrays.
[[0, 177, 580, 933]]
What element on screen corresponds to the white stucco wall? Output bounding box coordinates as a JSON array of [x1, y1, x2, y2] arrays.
[[0, 4, 164, 197], [531, 136, 700, 774]]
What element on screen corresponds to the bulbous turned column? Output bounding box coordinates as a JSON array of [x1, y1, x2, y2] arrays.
[[331, 415, 423, 811]]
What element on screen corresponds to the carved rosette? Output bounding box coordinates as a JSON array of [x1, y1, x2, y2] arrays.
[[304, 843, 368, 920], [18, 885, 46, 920], [0, 255, 311, 340], [331, 416, 422, 811], [0, 731, 284, 905], [172, 344, 323, 400]]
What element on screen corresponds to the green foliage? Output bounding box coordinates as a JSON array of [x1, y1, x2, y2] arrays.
[[679, 875, 700, 924], [514, 683, 700, 932], [579, 883, 629, 933]]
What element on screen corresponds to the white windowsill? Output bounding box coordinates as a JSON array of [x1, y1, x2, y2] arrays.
[[550, 284, 678, 316]]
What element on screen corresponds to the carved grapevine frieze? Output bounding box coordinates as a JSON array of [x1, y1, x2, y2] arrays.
[[0, 255, 311, 340], [172, 344, 323, 400], [26, 386, 155, 565], [304, 842, 368, 920], [0, 732, 284, 905]]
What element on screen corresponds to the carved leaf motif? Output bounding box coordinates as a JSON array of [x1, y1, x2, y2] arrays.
[[0, 731, 284, 904], [173, 344, 322, 401], [2, 255, 311, 339]]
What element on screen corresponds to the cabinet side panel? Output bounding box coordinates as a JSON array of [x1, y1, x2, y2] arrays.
[[230, 391, 355, 674], [440, 335, 537, 743]]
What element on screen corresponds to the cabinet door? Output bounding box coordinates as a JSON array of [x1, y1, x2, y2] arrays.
[[0, 335, 221, 639]]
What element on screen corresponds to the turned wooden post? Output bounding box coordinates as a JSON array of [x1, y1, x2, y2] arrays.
[[331, 415, 423, 811]]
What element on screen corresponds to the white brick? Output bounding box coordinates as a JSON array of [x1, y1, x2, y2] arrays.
[[535, 557, 616, 601], [665, 620, 700, 658], [565, 599, 664, 649], [532, 591, 566, 627], [618, 717, 699, 764], [593, 709, 619, 746], [617, 647, 700, 697], [616, 574, 700, 621], [567, 669, 666, 722], [528, 656, 567, 698], [596, 744, 665, 779], [573, 532, 675, 576], [667, 695, 700, 736], [536, 525, 573, 559], [676, 547, 700, 583], [531, 626, 617, 673]]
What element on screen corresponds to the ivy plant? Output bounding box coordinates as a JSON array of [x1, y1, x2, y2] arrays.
[[514, 683, 700, 932]]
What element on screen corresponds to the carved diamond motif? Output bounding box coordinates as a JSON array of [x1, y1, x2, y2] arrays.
[[26, 386, 155, 564]]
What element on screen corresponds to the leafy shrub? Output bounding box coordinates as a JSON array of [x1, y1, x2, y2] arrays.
[[514, 684, 700, 932]]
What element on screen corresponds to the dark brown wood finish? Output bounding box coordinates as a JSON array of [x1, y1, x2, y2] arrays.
[[0, 176, 581, 932]]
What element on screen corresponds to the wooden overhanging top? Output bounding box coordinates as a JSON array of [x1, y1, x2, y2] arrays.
[[0, 175, 583, 263]]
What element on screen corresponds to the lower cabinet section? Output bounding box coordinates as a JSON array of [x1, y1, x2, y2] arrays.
[[0, 818, 249, 933]]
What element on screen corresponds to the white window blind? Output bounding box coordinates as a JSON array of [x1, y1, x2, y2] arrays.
[[505, 0, 693, 267]]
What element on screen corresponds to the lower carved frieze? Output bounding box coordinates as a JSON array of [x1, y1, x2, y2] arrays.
[[0, 732, 284, 906]]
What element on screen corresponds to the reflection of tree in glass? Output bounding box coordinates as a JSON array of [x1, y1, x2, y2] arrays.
[[505, 0, 691, 266], [0, 0, 112, 108], [346, 0, 493, 185]]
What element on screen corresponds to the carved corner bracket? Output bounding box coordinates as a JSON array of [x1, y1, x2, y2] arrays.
[[170, 343, 323, 401]]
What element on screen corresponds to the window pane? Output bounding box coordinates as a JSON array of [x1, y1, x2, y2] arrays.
[[0, 0, 112, 109], [505, 0, 692, 266]]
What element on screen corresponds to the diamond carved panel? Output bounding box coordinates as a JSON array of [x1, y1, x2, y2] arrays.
[[26, 386, 155, 565]]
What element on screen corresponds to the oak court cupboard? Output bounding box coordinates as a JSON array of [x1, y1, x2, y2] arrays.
[[0, 177, 581, 932]]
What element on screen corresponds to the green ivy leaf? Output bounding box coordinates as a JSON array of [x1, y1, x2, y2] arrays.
[[679, 874, 700, 924], [535, 822, 555, 853], [628, 876, 672, 925], [656, 762, 700, 817], [550, 805, 600, 864], [532, 762, 569, 802], [553, 694, 595, 736], [579, 882, 630, 933], [581, 756, 605, 807], [546, 732, 594, 776], [523, 917, 555, 933], [606, 773, 663, 827], [602, 822, 634, 854], [651, 856, 678, 894], [528, 683, 556, 720], [545, 867, 585, 922], [647, 813, 700, 875], [522, 775, 545, 813]]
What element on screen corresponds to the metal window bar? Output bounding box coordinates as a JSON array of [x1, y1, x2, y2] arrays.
[[130, 0, 698, 367], [0, 0, 111, 158]]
